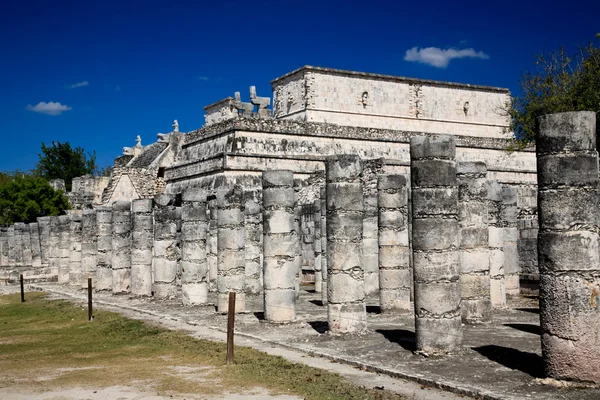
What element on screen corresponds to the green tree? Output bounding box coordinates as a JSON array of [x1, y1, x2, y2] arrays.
[[35, 141, 98, 191], [508, 34, 600, 148], [0, 175, 70, 225]]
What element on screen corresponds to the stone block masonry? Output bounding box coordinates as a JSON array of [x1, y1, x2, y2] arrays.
[[95, 206, 113, 291], [13, 222, 25, 267], [537, 111, 600, 382], [37, 217, 51, 266], [57, 216, 71, 283], [81, 210, 97, 288], [410, 135, 462, 355], [153, 194, 181, 299], [131, 199, 154, 296], [244, 188, 263, 302], [216, 185, 246, 313], [487, 180, 506, 308], [29, 223, 41, 268], [313, 198, 322, 293], [457, 162, 492, 324], [7, 226, 15, 266], [21, 223, 32, 267], [207, 197, 218, 292], [111, 201, 132, 294], [320, 186, 328, 305], [378, 174, 411, 313], [68, 213, 83, 286], [181, 189, 209, 305], [262, 170, 298, 323], [46, 217, 59, 276], [326, 155, 367, 334], [363, 160, 383, 296], [0, 228, 7, 266], [501, 186, 519, 296]]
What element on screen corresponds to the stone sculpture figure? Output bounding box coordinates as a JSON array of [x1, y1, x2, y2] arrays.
[[250, 86, 271, 118], [172, 120, 179, 132], [135, 135, 142, 147], [157, 133, 170, 143], [232, 92, 254, 116]]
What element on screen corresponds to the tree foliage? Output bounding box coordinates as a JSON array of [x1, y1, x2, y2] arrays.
[[508, 34, 600, 148], [35, 141, 98, 191], [0, 175, 70, 225]]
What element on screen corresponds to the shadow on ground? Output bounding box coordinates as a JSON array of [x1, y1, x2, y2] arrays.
[[472, 345, 544, 378]]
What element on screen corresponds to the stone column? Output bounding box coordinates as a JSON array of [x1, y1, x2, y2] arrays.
[[58, 216, 71, 283], [320, 186, 328, 305], [7, 226, 16, 266], [21, 223, 33, 267], [216, 185, 245, 313], [207, 197, 218, 292], [96, 206, 113, 291], [293, 181, 301, 298], [81, 210, 97, 288], [326, 155, 366, 333], [69, 213, 83, 286], [111, 201, 132, 294], [263, 170, 297, 322], [131, 199, 154, 296], [501, 187, 519, 296], [411, 135, 461, 355], [37, 217, 51, 266], [363, 189, 379, 297], [153, 195, 180, 298], [457, 162, 492, 324], [487, 180, 506, 308], [181, 190, 209, 305], [313, 199, 323, 293], [30, 223, 41, 268], [0, 228, 7, 266], [538, 111, 600, 382], [244, 188, 263, 306], [47, 217, 59, 276], [378, 174, 411, 313]]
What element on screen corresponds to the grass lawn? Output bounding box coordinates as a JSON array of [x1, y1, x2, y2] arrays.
[[0, 292, 406, 399]]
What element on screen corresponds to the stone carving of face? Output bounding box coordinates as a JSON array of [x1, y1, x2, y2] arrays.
[[464, 101, 470, 116], [361, 91, 369, 107]]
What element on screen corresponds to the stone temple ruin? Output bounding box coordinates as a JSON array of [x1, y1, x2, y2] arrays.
[[1, 66, 598, 384]]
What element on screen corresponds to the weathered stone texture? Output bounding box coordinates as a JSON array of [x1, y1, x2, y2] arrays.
[[501, 186, 519, 296], [457, 162, 492, 324], [378, 174, 410, 313], [95, 206, 113, 291], [313, 198, 322, 293], [180, 189, 209, 305], [537, 111, 600, 383], [46, 218, 59, 276], [217, 185, 246, 313], [153, 195, 180, 299], [111, 201, 132, 294], [21, 223, 33, 267], [244, 188, 263, 300], [68, 213, 83, 286], [81, 210, 97, 288], [29, 223, 41, 268], [326, 155, 366, 333], [207, 197, 218, 292], [7, 226, 16, 266], [487, 180, 506, 308], [411, 135, 462, 355], [263, 170, 298, 322], [131, 199, 154, 296], [37, 217, 51, 266], [0, 228, 8, 266], [57, 216, 71, 283], [320, 186, 328, 304], [363, 159, 383, 296]]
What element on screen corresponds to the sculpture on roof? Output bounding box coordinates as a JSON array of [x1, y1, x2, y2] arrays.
[[232, 91, 254, 116], [250, 85, 271, 118], [157, 132, 170, 143], [135, 135, 142, 147], [172, 120, 179, 132]]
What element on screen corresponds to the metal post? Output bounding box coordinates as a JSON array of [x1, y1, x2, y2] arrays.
[[20, 274, 24, 303], [88, 278, 93, 321], [226, 292, 236, 365]]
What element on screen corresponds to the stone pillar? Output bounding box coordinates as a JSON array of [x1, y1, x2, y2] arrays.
[[81, 210, 97, 288], [326, 155, 366, 333], [58, 216, 71, 283], [13, 223, 25, 267], [111, 201, 132, 294], [207, 197, 218, 292], [153, 195, 180, 299], [69, 213, 83, 286], [411, 135, 461, 355], [538, 111, 600, 382], [216, 185, 245, 313], [37, 217, 51, 266], [363, 189, 379, 297], [46, 217, 59, 276], [181, 190, 209, 305], [7, 226, 16, 266], [457, 162, 492, 324], [244, 188, 263, 306], [263, 170, 298, 322], [320, 186, 328, 305], [487, 180, 506, 308], [501, 187, 519, 296], [293, 181, 301, 298], [131, 199, 154, 296], [95, 206, 113, 291], [0, 228, 7, 266], [21, 223, 33, 267], [313, 199, 323, 293], [378, 174, 411, 313], [30, 223, 41, 268]]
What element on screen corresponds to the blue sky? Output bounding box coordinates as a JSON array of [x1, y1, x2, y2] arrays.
[[1, 0, 598, 172]]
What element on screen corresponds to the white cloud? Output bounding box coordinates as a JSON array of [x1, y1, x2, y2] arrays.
[[26, 101, 72, 116], [404, 47, 490, 68], [66, 80, 89, 89], [197, 76, 210, 81]]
